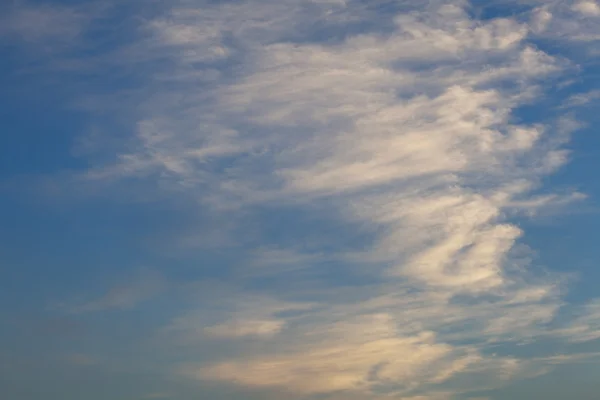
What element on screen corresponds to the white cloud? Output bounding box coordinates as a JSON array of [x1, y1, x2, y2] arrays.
[[562, 89, 600, 108], [203, 319, 285, 339], [35, 0, 600, 398], [530, 7, 553, 33], [572, 1, 600, 16], [556, 300, 600, 342], [527, 1, 600, 44], [186, 314, 498, 396], [163, 290, 315, 343]]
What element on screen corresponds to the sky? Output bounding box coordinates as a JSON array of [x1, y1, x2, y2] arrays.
[[2, 0, 600, 399]]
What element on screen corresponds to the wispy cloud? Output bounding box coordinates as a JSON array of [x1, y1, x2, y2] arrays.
[[556, 299, 600, 343], [527, 0, 600, 44], [13, 0, 600, 399], [562, 89, 600, 108], [65, 269, 167, 313], [572, 1, 600, 17], [163, 287, 316, 344], [0, 1, 101, 53], [67, 1, 600, 397], [0, 4, 82, 41]]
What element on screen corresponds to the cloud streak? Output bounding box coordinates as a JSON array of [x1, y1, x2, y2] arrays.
[[65, 269, 167, 313]]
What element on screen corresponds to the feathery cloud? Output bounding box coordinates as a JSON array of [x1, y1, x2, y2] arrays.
[[12, 0, 600, 399]]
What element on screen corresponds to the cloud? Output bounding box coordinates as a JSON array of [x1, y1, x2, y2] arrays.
[[203, 319, 285, 339], [562, 89, 600, 108], [190, 315, 477, 395], [556, 300, 600, 342], [182, 310, 549, 397], [163, 288, 315, 343], [572, 1, 600, 16], [527, 0, 600, 45], [66, 269, 167, 313], [0, 3, 86, 45], [148, 3, 592, 394], [20, 0, 600, 398]]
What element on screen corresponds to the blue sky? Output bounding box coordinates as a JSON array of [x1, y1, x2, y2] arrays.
[[2, 0, 600, 399]]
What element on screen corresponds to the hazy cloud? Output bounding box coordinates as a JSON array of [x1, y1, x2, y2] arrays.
[[67, 269, 167, 313]]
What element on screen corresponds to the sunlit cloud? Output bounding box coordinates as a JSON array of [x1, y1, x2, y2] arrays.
[[572, 1, 600, 17], [4, 0, 600, 399], [66, 1, 600, 397]]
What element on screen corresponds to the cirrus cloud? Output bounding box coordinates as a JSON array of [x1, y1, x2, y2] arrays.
[[16, 0, 600, 399]]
